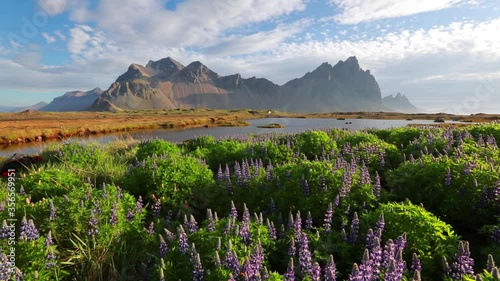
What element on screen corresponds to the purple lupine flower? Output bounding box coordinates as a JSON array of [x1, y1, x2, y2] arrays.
[[93, 200, 102, 214], [360, 162, 371, 185], [411, 253, 422, 274], [288, 239, 296, 257], [240, 204, 251, 244], [305, 211, 313, 231], [116, 185, 123, 199], [348, 212, 360, 243], [445, 168, 452, 186], [19, 185, 25, 195], [284, 258, 295, 281], [298, 233, 312, 276], [188, 215, 199, 233], [159, 234, 168, 257], [109, 202, 118, 226], [44, 231, 54, 247], [486, 254, 495, 272], [223, 219, 233, 236], [365, 229, 376, 250], [229, 201, 238, 219], [215, 251, 222, 267], [164, 228, 175, 241], [302, 179, 310, 197], [267, 219, 277, 240], [375, 213, 385, 237], [370, 237, 383, 276], [126, 209, 134, 222], [216, 237, 222, 251], [224, 241, 241, 275], [193, 253, 204, 281], [384, 249, 406, 281], [217, 164, 224, 182], [288, 212, 295, 230], [354, 249, 372, 281], [349, 263, 362, 281], [0, 220, 9, 239], [251, 240, 264, 274], [224, 164, 231, 181], [463, 162, 474, 175], [190, 243, 198, 264], [19, 218, 39, 242], [339, 171, 352, 199], [311, 262, 321, 281], [382, 239, 395, 268], [320, 175, 327, 193], [395, 233, 407, 254], [449, 241, 475, 280], [374, 172, 381, 199], [266, 162, 274, 182], [87, 213, 99, 236], [178, 225, 189, 254], [333, 194, 340, 206], [146, 222, 155, 235], [262, 266, 270, 280], [323, 203, 333, 232], [294, 211, 302, 239], [49, 200, 57, 221], [242, 257, 254, 279], [153, 198, 162, 217], [45, 248, 57, 269], [135, 196, 143, 213], [324, 255, 337, 281], [207, 209, 216, 232]]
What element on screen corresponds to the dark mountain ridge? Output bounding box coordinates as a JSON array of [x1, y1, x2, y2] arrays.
[[34, 56, 415, 113]]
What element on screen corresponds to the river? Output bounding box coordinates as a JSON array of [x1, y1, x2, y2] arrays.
[[0, 118, 454, 156]]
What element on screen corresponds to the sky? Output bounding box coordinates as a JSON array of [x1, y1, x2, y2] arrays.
[[0, 0, 499, 114]]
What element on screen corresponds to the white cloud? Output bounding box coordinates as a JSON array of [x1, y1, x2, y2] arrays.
[[330, 0, 465, 24], [37, 0, 68, 16], [54, 30, 67, 41], [42, 32, 57, 43], [67, 25, 93, 55], [68, 0, 306, 48]]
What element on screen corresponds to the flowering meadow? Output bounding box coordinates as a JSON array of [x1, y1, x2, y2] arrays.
[[1, 123, 500, 280]]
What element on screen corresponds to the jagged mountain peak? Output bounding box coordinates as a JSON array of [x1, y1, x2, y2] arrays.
[[63, 87, 103, 97], [333, 56, 360, 72], [145, 57, 184, 73], [177, 61, 219, 83], [116, 64, 151, 82], [382, 92, 419, 113]]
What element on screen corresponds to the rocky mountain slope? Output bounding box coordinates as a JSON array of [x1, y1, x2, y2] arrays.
[[89, 56, 415, 113], [382, 92, 420, 113], [41, 88, 103, 111]]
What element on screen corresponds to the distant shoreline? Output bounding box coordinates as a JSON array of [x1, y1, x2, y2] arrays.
[[0, 109, 498, 147]]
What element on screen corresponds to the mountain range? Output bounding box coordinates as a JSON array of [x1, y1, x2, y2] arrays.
[[382, 92, 420, 113], [25, 56, 420, 113], [0, 101, 47, 112], [41, 88, 103, 111]]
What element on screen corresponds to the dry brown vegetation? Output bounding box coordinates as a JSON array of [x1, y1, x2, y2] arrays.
[[0, 108, 498, 145]]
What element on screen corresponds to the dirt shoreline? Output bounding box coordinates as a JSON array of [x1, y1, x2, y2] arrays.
[[0, 109, 498, 147]]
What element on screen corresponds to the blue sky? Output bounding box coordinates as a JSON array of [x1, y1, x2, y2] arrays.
[[0, 0, 499, 113]]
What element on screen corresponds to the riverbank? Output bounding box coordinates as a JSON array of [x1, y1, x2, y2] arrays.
[[0, 108, 498, 146]]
